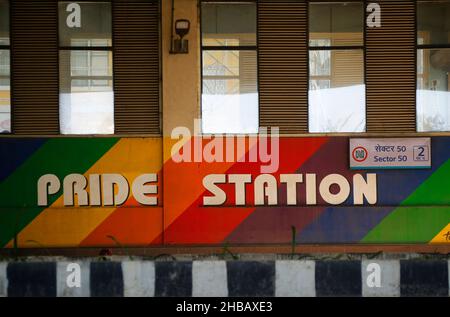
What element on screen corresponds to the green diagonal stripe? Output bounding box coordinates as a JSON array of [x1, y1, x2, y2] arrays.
[[0, 138, 119, 247], [362, 160, 450, 243]]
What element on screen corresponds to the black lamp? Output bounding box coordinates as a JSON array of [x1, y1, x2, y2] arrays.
[[171, 19, 190, 54]]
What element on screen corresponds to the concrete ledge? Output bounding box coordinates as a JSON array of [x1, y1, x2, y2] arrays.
[[1, 245, 450, 257], [0, 260, 448, 297]]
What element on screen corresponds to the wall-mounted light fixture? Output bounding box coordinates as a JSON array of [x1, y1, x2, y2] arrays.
[[173, 19, 190, 53], [170, 0, 190, 54]]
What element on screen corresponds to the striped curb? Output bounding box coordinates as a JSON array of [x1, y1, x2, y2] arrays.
[[0, 260, 448, 297]]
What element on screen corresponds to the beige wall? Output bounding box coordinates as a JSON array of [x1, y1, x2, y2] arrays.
[[162, 0, 200, 135]]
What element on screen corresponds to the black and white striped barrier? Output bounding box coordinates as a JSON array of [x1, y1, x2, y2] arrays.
[[0, 260, 449, 297]]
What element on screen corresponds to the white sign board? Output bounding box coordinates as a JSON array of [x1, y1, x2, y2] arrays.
[[350, 138, 431, 169]]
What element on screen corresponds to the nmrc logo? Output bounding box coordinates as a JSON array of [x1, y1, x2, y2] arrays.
[[352, 146, 368, 162]]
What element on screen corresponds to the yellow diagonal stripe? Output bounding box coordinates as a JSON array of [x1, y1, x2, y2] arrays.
[[430, 223, 450, 244]]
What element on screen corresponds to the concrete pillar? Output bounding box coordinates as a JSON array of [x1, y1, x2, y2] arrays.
[[162, 0, 200, 136]]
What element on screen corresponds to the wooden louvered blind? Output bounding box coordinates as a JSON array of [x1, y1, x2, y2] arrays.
[[332, 35, 364, 88], [258, 0, 308, 134], [113, 0, 161, 135], [11, 0, 59, 135], [240, 51, 258, 94], [332, 50, 364, 88], [366, 0, 416, 132]]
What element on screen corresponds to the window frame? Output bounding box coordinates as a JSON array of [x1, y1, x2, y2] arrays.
[[57, 0, 115, 135], [200, 0, 259, 135], [307, 0, 367, 134], [416, 0, 450, 132]]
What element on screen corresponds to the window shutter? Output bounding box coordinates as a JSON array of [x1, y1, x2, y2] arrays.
[[258, 0, 308, 134], [11, 0, 59, 135], [113, 0, 161, 135], [240, 51, 258, 95], [366, 0, 416, 132], [332, 36, 364, 88]]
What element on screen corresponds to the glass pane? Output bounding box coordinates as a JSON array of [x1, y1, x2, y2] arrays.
[[59, 2, 112, 47], [0, 49, 10, 133], [202, 50, 258, 134], [417, 48, 450, 132], [202, 3, 256, 46], [417, 0, 450, 45], [59, 50, 114, 134], [0, 0, 8, 45], [309, 49, 365, 133], [310, 50, 331, 76], [309, 2, 363, 47], [310, 79, 331, 90]]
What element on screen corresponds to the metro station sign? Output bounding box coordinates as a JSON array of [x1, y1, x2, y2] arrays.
[[350, 138, 432, 170]]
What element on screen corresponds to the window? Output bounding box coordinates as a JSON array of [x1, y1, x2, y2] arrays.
[[417, 0, 450, 132], [58, 2, 113, 134], [0, 0, 10, 133], [308, 2, 365, 133], [201, 2, 258, 134]]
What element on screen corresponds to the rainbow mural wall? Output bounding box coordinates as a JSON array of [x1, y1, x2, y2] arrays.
[[0, 136, 449, 248]]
